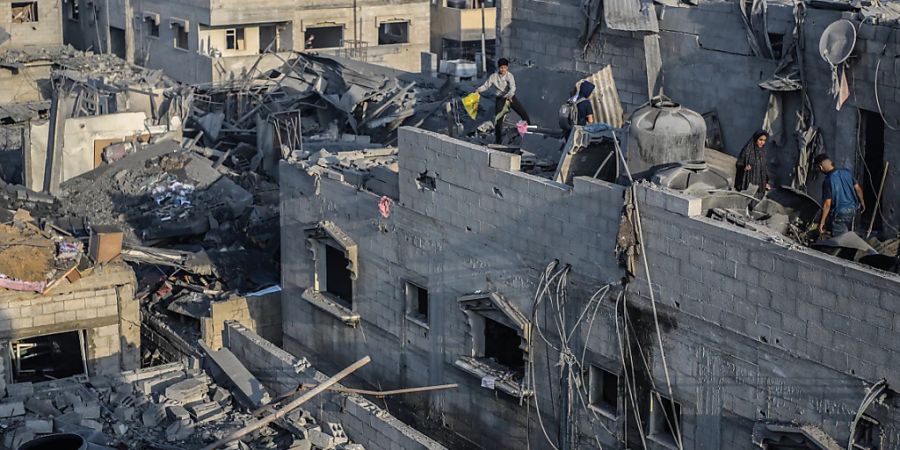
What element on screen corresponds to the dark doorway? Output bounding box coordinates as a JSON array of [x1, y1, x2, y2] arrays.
[[483, 317, 523, 372], [325, 244, 352, 307], [11, 331, 87, 382], [861, 110, 886, 232], [305, 26, 343, 49], [260, 25, 278, 53], [110, 26, 126, 59]]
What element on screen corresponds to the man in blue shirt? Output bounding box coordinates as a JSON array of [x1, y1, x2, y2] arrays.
[[814, 154, 865, 236]]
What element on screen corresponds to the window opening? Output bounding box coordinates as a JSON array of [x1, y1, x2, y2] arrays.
[[305, 26, 343, 49], [325, 244, 353, 308], [378, 21, 409, 45], [852, 416, 881, 450], [588, 365, 619, 416], [649, 392, 682, 448], [405, 281, 429, 325], [11, 2, 38, 23], [68, 0, 79, 21], [483, 317, 524, 372], [10, 331, 87, 383], [226, 28, 246, 50], [173, 23, 189, 49], [144, 17, 159, 37]]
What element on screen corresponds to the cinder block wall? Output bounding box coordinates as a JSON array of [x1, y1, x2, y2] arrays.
[[223, 321, 447, 450], [501, 1, 900, 229], [281, 127, 900, 449], [0, 263, 140, 389], [0, 0, 63, 50], [201, 292, 283, 350]]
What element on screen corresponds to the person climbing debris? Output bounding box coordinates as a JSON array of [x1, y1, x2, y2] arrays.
[[475, 58, 530, 144], [735, 129, 771, 195], [814, 153, 865, 236]]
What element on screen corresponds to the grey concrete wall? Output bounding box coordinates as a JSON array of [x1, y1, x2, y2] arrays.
[[501, 1, 900, 232], [281, 127, 900, 449], [223, 321, 447, 450]]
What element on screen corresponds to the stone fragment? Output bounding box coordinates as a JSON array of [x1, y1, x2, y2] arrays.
[[308, 429, 335, 450], [74, 404, 101, 419], [165, 378, 208, 404], [166, 405, 191, 422], [25, 419, 53, 434], [0, 401, 25, 418]]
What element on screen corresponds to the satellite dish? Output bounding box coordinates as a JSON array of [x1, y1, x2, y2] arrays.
[[819, 19, 857, 65]]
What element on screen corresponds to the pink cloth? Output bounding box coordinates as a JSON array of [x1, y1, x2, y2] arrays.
[[0, 275, 47, 293], [378, 196, 393, 219], [516, 120, 529, 136]]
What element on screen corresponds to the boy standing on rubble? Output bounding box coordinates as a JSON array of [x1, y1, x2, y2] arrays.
[[814, 153, 865, 236], [476, 58, 531, 144]]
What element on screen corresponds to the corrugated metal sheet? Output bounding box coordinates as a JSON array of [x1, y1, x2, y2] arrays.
[[584, 66, 624, 128], [604, 0, 659, 32]]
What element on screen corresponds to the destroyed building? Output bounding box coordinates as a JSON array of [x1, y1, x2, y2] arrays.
[[275, 4, 900, 447], [3, 0, 900, 447], [61, 0, 431, 83], [281, 124, 900, 449]]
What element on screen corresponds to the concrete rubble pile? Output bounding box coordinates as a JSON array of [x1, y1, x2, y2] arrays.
[[0, 357, 368, 450], [189, 53, 449, 178]]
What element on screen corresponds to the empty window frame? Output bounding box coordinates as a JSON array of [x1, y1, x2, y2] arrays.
[[305, 25, 343, 49], [225, 28, 246, 50], [144, 17, 159, 37], [324, 243, 353, 308], [852, 416, 882, 450], [404, 281, 429, 326], [68, 0, 80, 21], [10, 331, 87, 383], [11, 2, 38, 23], [378, 21, 409, 45], [588, 365, 619, 417], [482, 316, 523, 372], [173, 23, 189, 50], [649, 392, 682, 448]]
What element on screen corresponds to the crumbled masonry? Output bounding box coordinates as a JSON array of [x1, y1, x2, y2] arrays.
[[2, 0, 900, 449]]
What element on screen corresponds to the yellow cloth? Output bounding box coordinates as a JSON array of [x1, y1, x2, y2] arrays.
[[462, 92, 480, 120]]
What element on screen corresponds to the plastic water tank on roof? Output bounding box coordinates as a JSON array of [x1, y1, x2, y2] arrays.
[[626, 96, 706, 175]]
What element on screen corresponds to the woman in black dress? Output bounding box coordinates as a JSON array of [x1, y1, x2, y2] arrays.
[[735, 129, 771, 194]]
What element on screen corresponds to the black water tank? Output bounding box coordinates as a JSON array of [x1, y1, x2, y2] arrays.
[[18, 434, 87, 450]]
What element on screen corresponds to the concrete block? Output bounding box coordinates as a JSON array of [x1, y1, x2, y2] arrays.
[[166, 405, 191, 422], [199, 341, 272, 408], [488, 152, 521, 172], [165, 420, 194, 442], [327, 422, 349, 445], [165, 378, 209, 404], [80, 419, 104, 432], [74, 404, 101, 420], [25, 419, 53, 434], [309, 429, 336, 449], [142, 404, 166, 427], [5, 382, 33, 398]]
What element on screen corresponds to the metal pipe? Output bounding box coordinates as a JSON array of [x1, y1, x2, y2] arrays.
[[199, 356, 371, 450]]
